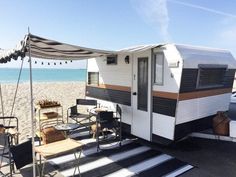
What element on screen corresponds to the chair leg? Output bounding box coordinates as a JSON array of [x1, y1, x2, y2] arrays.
[[102, 129, 106, 139], [9, 153, 13, 177], [92, 132, 95, 139], [96, 122, 99, 152], [73, 149, 81, 177], [36, 156, 45, 177], [36, 161, 40, 177], [41, 159, 46, 177], [119, 129, 122, 147]]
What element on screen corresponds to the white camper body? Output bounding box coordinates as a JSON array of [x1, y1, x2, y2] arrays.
[[86, 44, 236, 144]]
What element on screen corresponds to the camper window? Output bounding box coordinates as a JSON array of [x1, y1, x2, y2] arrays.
[[88, 72, 99, 85], [154, 53, 164, 85], [106, 55, 117, 65], [197, 67, 226, 88]]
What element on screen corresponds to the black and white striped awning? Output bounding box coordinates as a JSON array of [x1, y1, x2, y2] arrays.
[[0, 34, 115, 63]]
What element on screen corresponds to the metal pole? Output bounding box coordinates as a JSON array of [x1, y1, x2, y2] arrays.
[[0, 83, 4, 118], [85, 59, 88, 99], [28, 27, 36, 177]]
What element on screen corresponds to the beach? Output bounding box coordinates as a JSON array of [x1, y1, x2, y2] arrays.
[[0, 82, 86, 142]]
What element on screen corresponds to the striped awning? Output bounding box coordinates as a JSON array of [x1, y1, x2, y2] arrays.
[[0, 34, 115, 63]]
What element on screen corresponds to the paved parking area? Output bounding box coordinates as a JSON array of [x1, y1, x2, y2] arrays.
[[144, 137, 236, 177]]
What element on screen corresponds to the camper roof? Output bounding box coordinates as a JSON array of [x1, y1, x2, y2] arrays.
[[117, 44, 236, 69], [175, 44, 236, 69]]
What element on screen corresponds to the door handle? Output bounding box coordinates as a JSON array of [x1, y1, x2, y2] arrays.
[[133, 92, 137, 95]]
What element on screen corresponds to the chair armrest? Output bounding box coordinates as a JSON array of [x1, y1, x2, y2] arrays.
[[67, 106, 71, 115], [67, 105, 76, 123], [67, 105, 77, 111], [67, 105, 77, 114]]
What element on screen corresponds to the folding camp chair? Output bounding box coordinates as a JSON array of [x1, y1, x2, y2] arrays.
[[0, 133, 15, 176], [10, 140, 33, 170], [96, 111, 121, 151], [67, 99, 97, 121], [0, 117, 19, 144], [0, 117, 19, 176], [67, 99, 97, 130]]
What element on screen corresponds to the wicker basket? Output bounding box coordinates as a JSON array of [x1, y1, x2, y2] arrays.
[[41, 127, 65, 144], [213, 111, 230, 136]]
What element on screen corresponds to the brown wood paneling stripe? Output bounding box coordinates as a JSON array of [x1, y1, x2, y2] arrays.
[[87, 84, 131, 92], [153, 88, 232, 101], [153, 91, 178, 100], [88, 85, 231, 101], [179, 88, 232, 101]]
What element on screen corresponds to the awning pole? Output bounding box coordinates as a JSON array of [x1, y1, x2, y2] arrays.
[[28, 27, 36, 177], [0, 83, 5, 120]]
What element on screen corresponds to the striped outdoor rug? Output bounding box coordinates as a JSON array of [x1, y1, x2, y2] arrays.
[[48, 128, 194, 177]]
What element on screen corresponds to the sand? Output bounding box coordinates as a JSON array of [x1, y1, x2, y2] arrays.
[[0, 82, 86, 142]]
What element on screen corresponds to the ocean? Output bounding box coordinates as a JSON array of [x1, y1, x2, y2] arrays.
[[0, 68, 87, 83]]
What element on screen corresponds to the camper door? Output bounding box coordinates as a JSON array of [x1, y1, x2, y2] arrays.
[[132, 51, 152, 141]]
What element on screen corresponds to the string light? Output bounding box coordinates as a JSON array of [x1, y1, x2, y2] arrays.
[[18, 60, 74, 66]]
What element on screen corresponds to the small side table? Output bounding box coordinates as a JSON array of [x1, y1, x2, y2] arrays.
[[35, 138, 83, 177], [54, 123, 80, 138]]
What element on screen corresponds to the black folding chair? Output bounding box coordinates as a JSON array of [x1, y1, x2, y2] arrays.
[[96, 111, 121, 151], [10, 140, 33, 170], [0, 117, 19, 176], [67, 99, 97, 131], [6, 140, 33, 176], [0, 117, 19, 144]]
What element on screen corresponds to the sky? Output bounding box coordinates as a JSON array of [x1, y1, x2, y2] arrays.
[[0, 0, 236, 68]]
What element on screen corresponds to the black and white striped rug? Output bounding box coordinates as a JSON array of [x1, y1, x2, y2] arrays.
[[48, 128, 193, 177]]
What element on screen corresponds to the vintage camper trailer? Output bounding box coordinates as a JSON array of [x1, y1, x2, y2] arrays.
[[86, 44, 236, 144], [0, 34, 236, 144]]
